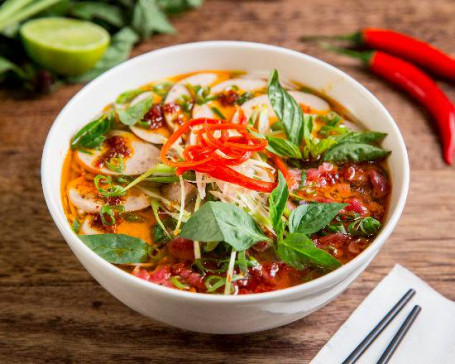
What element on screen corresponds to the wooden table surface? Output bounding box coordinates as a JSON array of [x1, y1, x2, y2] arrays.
[[2, 0, 455, 362]]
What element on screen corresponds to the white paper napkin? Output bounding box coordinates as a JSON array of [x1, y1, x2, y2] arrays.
[[312, 265, 455, 364]]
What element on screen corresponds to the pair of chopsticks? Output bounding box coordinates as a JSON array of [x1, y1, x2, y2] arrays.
[[342, 288, 421, 364]]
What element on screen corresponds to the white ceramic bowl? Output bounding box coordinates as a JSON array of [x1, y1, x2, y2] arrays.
[[42, 41, 409, 334]]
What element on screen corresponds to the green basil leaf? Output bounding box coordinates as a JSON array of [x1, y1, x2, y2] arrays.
[[154, 219, 176, 244], [79, 234, 150, 264], [268, 70, 304, 146], [278, 233, 341, 270], [158, 0, 203, 14], [289, 202, 347, 235], [305, 137, 337, 158], [180, 201, 270, 251], [269, 172, 288, 240], [303, 114, 313, 144], [116, 88, 147, 104], [69, 27, 139, 83], [132, 0, 175, 39], [71, 114, 112, 150], [266, 136, 302, 159], [338, 131, 387, 144], [348, 216, 382, 237], [71, 219, 81, 233], [0, 55, 26, 78], [117, 96, 153, 126], [71, 2, 125, 27], [324, 142, 391, 163]]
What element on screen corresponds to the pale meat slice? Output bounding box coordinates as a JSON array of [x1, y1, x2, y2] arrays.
[[240, 91, 330, 120], [160, 181, 197, 205], [164, 73, 219, 129], [129, 125, 170, 144], [75, 130, 161, 176], [128, 92, 170, 144], [68, 177, 150, 213], [211, 78, 267, 94]]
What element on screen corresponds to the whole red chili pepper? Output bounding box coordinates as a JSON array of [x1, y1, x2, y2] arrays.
[[303, 28, 455, 80], [329, 47, 455, 165]]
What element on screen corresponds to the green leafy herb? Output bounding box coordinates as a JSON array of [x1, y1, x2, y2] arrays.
[[278, 233, 341, 271], [266, 136, 302, 159], [324, 142, 391, 163], [268, 70, 304, 146], [325, 222, 347, 234], [237, 250, 248, 275], [337, 131, 388, 144], [348, 216, 382, 237], [78, 234, 151, 264], [179, 201, 270, 251], [116, 88, 147, 104], [70, 114, 112, 151], [187, 84, 215, 104], [158, 0, 203, 14], [117, 95, 153, 126], [71, 219, 81, 233], [151, 82, 173, 97], [289, 202, 347, 235], [318, 112, 348, 137], [269, 172, 288, 241], [0, 55, 26, 78], [176, 94, 193, 114], [70, 2, 125, 27], [70, 27, 139, 83], [122, 212, 145, 222], [211, 106, 226, 120], [151, 200, 173, 243], [270, 121, 284, 131], [235, 91, 253, 105], [132, 0, 175, 39]]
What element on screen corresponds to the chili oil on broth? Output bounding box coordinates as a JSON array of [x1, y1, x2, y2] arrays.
[[62, 70, 391, 295]]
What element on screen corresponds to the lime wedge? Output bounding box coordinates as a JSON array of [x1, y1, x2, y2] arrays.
[[20, 17, 110, 76]]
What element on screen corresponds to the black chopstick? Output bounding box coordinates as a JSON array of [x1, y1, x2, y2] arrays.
[[376, 305, 422, 364], [342, 288, 416, 364]]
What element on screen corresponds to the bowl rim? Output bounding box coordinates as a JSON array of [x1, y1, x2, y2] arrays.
[[42, 40, 410, 303]]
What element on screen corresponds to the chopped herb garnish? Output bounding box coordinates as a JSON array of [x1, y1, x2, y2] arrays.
[[211, 106, 226, 120], [105, 155, 125, 173], [71, 219, 81, 233], [100, 205, 116, 226]]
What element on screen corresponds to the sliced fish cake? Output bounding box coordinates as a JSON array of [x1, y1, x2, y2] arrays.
[[68, 176, 150, 213], [241, 91, 330, 120], [75, 130, 161, 176]]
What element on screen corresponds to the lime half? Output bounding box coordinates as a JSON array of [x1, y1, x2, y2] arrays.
[[21, 17, 110, 76]]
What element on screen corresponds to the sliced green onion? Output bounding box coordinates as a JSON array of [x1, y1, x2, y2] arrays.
[[94, 175, 125, 197], [100, 205, 116, 226], [170, 276, 190, 290], [151, 199, 171, 239], [173, 175, 185, 235], [211, 106, 225, 120], [224, 249, 237, 295], [237, 250, 248, 275], [300, 170, 307, 188]]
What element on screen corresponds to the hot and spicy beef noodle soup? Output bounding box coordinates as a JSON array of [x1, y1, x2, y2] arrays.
[[62, 70, 391, 295]]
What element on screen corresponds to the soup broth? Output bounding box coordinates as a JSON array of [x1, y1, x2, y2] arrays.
[[62, 70, 391, 295]]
